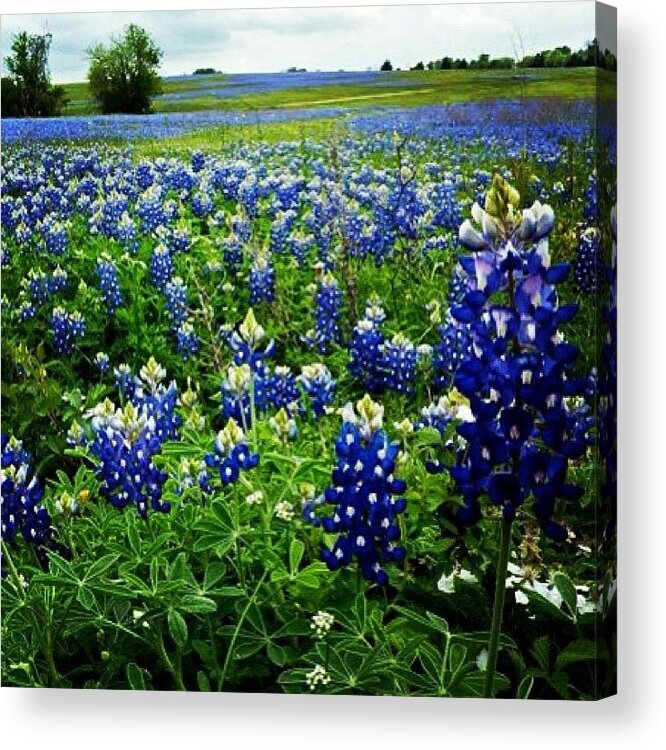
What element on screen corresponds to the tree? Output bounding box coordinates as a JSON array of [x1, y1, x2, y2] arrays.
[[380, 59, 393, 72], [88, 24, 163, 114], [2, 31, 67, 118]]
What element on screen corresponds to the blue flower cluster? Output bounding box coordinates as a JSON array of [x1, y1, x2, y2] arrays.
[[204, 418, 259, 486], [51, 307, 86, 355], [249, 253, 276, 304], [433, 315, 472, 389], [83, 358, 181, 518], [304, 395, 407, 586], [307, 271, 343, 354], [1, 435, 55, 555], [574, 227, 603, 295], [298, 363, 335, 418], [150, 244, 174, 291], [95, 258, 124, 314], [433, 176, 587, 541], [384, 334, 417, 395], [348, 298, 387, 394]]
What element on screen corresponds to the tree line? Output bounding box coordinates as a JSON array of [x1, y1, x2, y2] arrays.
[[381, 39, 616, 73], [2, 24, 163, 118]]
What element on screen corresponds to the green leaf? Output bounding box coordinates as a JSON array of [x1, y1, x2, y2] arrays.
[[202, 562, 227, 592], [192, 500, 235, 555], [149, 557, 160, 592], [553, 572, 578, 617], [76, 585, 96, 611], [522, 588, 571, 623], [126, 662, 147, 690], [517, 675, 534, 699], [531, 635, 550, 672], [47, 552, 79, 583], [168, 608, 188, 648], [83, 554, 119, 582], [288, 538, 305, 575], [196, 670, 211, 692], [555, 639, 604, 670], [179, 595, 217, 614]]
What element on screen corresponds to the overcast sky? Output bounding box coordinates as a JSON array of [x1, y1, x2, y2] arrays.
[[1, 2, 597, 83]]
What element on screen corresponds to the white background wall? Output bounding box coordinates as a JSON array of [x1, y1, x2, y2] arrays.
[[1, 1, 664, 747]]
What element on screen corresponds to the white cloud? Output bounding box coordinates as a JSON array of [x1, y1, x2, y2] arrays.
[[1, 2, 596, 82]]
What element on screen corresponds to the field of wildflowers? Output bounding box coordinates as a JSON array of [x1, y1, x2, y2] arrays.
[[1, 87, 616, 698]]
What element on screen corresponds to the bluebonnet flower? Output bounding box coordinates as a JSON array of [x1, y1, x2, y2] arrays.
[[298, 363, 335, 418], [114, 363, 140, 399], [150, 244, 174, 291], [26, 269, 51, 304], [348, 298, 387, 394], [192, 190, 214, 219], [435, 176, 586, 540], [41, 217, 68, 255], [306, 271, 343, 354], [49, 266, 69, 294], [219, 235, 243, 273], [433, 314, 472, 389], [18, 300, 36, 322], [583, 170, 598, 224], [83, 358, 181, 518], [220, 363, 266, 425], [1, 435, 54, 555], [413, 393, 470, 436], [95, 352, 110, 373], [204, 418, 259, 486], [574, 227, 603, 294], [265, 366, 300, 414], [191, 150, 205, 172], [164, 276, 189, 327], [383, 333, 417, 395], [304, 395, 406, 586], [431, 179, 462, 230], [249, 252, 276, 304], [224, 308, 275, 375], [175, 321, 200, 362], [269, 407, 298, 442], [95, 258, 124, 314], [51, 307, 85, 355], [447, 265, 469, 306], [599, 206, 617, 537], [171, 226, 190, 254]]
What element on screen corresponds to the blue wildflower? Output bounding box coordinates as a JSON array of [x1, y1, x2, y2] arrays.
[[305, 395, 407, 586]]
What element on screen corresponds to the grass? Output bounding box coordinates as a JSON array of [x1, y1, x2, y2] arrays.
[[61, 67, 616, 116]]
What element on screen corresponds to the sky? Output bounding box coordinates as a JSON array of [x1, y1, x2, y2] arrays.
[[0, 1, 597, 83]]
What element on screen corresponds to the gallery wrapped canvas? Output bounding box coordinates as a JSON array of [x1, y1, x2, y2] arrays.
[[0, 1, 616, 699]]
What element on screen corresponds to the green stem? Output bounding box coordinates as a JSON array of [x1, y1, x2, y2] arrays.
[[155, 628, 186, 691], [484, 518, 513, 698], [217, 570, 268, 692], [1, 541, 26, 600]]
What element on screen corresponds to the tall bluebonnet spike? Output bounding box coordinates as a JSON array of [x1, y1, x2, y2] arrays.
[[83, 359, 181, 518], [305, 395, 407, 586], [95, 258, 124, 314], [150, 243, 174, 291], [308, 271, 343, 354], [383, 333, 417, 395], [298, 363, 335, 418], [574, 227, 603, 294], [249, 253, 275, 304], [348, 297, 387, 394], [1, 435, 55, 557], [51, 307, 85, 355], [204, 418, 259, 486], [435, 179, 587, 540]]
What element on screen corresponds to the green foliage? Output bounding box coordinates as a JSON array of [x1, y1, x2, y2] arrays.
[[2, 31, 67, 117], [87, 24, 163, 114]]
